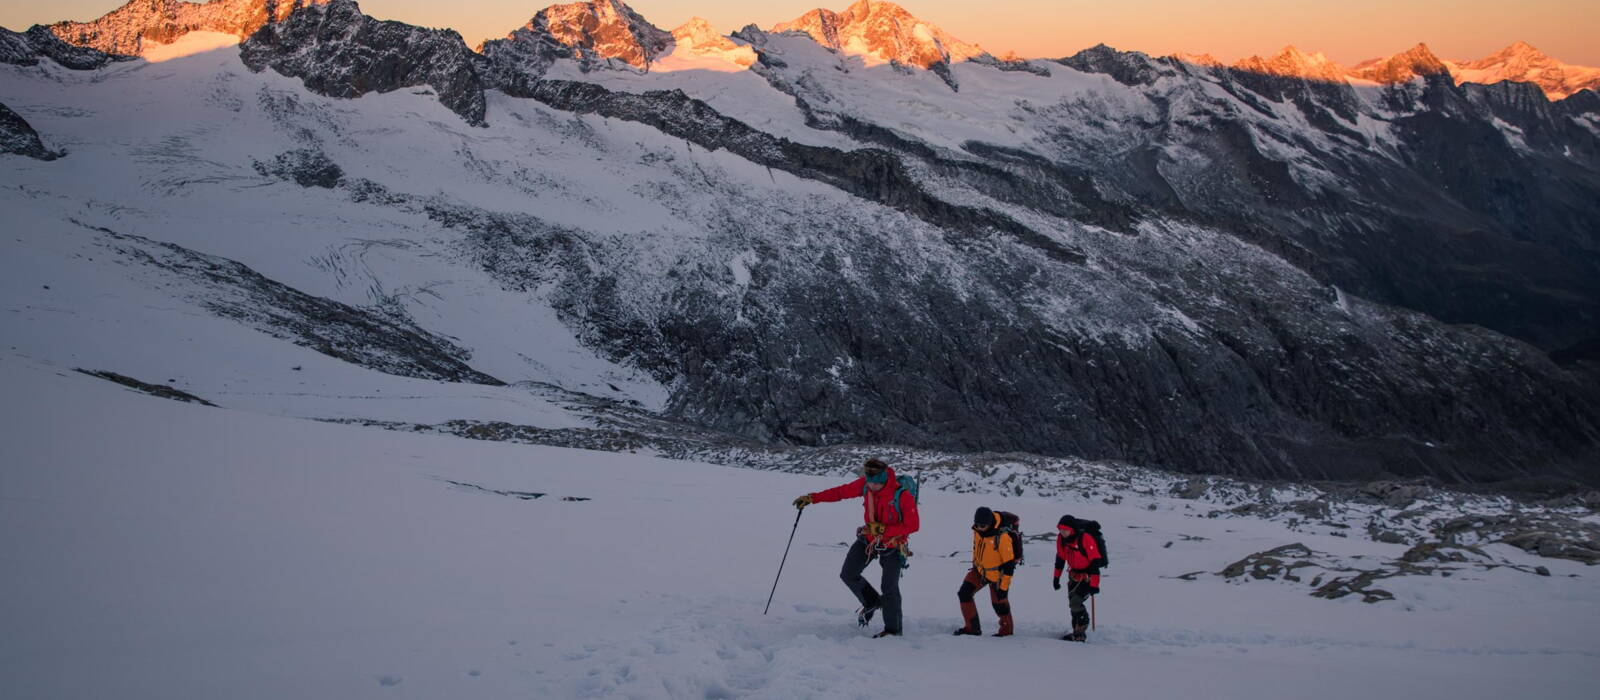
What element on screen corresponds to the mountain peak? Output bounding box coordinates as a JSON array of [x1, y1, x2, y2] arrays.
[[514, 0, 671, 70], [1233, 44, 1345, 81], [1171, 51, 1222, 68], [1447, 40, 1600, 100], [662, 16, 755, 69], [771, 0, 984, 69], [1349, 42, 1448, 83], [47, 0, 329, 56], [1460, 40, 1550, 69]]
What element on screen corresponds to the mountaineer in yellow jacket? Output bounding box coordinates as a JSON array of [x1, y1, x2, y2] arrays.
[[954, 507, 1021, 637]]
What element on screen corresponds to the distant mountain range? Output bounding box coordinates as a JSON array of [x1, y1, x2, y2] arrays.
[[17, 0, 1598, 99], [3, 0, 1598, 487]]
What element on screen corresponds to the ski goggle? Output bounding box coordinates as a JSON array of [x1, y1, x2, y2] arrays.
[[857, 463, 886, 478]]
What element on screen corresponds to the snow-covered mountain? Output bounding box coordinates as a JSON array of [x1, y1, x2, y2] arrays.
[[3, 0, 1600, 489], [1348, 42, 1452, 83], [1446, 41, 1600, 100], [662, 17, 756, 70], [770, 0, 986, 70], [485, 0, 670, 72], [1232, 46, 1346, 82], [1210, 41, 1600, 103], [46, 0, 327, 56]]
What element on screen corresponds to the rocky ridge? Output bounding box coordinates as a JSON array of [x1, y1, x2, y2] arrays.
[[478, 0, 670, 77], [0, 24, 133, 69], [0, 102, 61, 160], [238, 0, 487, 126], [47, 0, 327, 55]]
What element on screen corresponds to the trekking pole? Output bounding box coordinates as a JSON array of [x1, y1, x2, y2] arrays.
[[1091, 594, 1097, 631], [764, 507, 805, 615]]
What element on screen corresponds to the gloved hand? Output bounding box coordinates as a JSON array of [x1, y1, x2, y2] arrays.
[[1052, 577, 1061, 591], [793, 494, 813, 509], [865, 522, 886, 536]]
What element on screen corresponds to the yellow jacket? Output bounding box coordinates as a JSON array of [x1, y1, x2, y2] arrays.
[[972, 529, 1017, 589]]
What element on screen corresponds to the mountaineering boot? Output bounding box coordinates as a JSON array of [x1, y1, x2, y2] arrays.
[[1061, 624, 1088, 642], [992, 614, 1014, 637], [872, 629, 901, 638], [953, 600, 981, 635], [857, 605, 878, 627]]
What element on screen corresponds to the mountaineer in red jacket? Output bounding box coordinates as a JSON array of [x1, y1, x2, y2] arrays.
[[1053, 515, 1104, 642], [793, 458, 920, 638]]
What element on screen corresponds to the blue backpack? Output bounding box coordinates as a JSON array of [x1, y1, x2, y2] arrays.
[[864, 474, 920, 522]]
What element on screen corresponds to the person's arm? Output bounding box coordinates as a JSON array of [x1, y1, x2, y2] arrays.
[[1053, 535, 1067, 588], [1083, 532, 1103, 571], [809, 478, 866, 504], [883, 488, 919, 538], [997, 534, 1017, 589]]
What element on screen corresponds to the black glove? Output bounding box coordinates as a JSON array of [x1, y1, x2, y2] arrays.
[[1052, 577, 1061, 591]]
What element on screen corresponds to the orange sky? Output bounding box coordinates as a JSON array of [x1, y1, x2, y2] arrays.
[[9, 0, 1599, 66]]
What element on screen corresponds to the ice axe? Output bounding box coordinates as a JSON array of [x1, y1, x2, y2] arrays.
[[764, 507, 804, 615]]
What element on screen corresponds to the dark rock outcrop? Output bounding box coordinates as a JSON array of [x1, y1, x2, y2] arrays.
[[1055, 44, 1175, 87], [84, 221, 501, 385], [1435, 514, 1600, 565], [0, 24, 133, 69], [0, 102, 62, 160], [253, 148, 342, 187], [239, 0, 487, 126], [75, 369, 219, 406]]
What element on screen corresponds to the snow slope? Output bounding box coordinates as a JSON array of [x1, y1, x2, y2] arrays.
[[2, 356, 1597, 699]]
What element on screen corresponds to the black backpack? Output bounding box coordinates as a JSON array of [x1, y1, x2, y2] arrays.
[[1066, 517, 1108, 571], [997, 511, 1024, 565]]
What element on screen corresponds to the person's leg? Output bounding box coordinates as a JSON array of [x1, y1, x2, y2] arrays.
[[1066, 581, 1090, 641], [877, 549, 904, 634], [954, 570, 983, 634], [840, 538, 879, 610], [991, 583, 1014, 637]]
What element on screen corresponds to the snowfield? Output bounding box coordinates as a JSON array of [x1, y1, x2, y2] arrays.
[[2, 356, 1597, 699]]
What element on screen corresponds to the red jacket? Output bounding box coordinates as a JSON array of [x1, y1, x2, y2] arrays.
[[809, 468, 920, 545], [1054, 527, 1103, 592]]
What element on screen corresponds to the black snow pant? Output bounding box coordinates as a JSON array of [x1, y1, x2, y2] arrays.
[[1067, 578, 1092, 629], [841, 537, 904, 633]]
